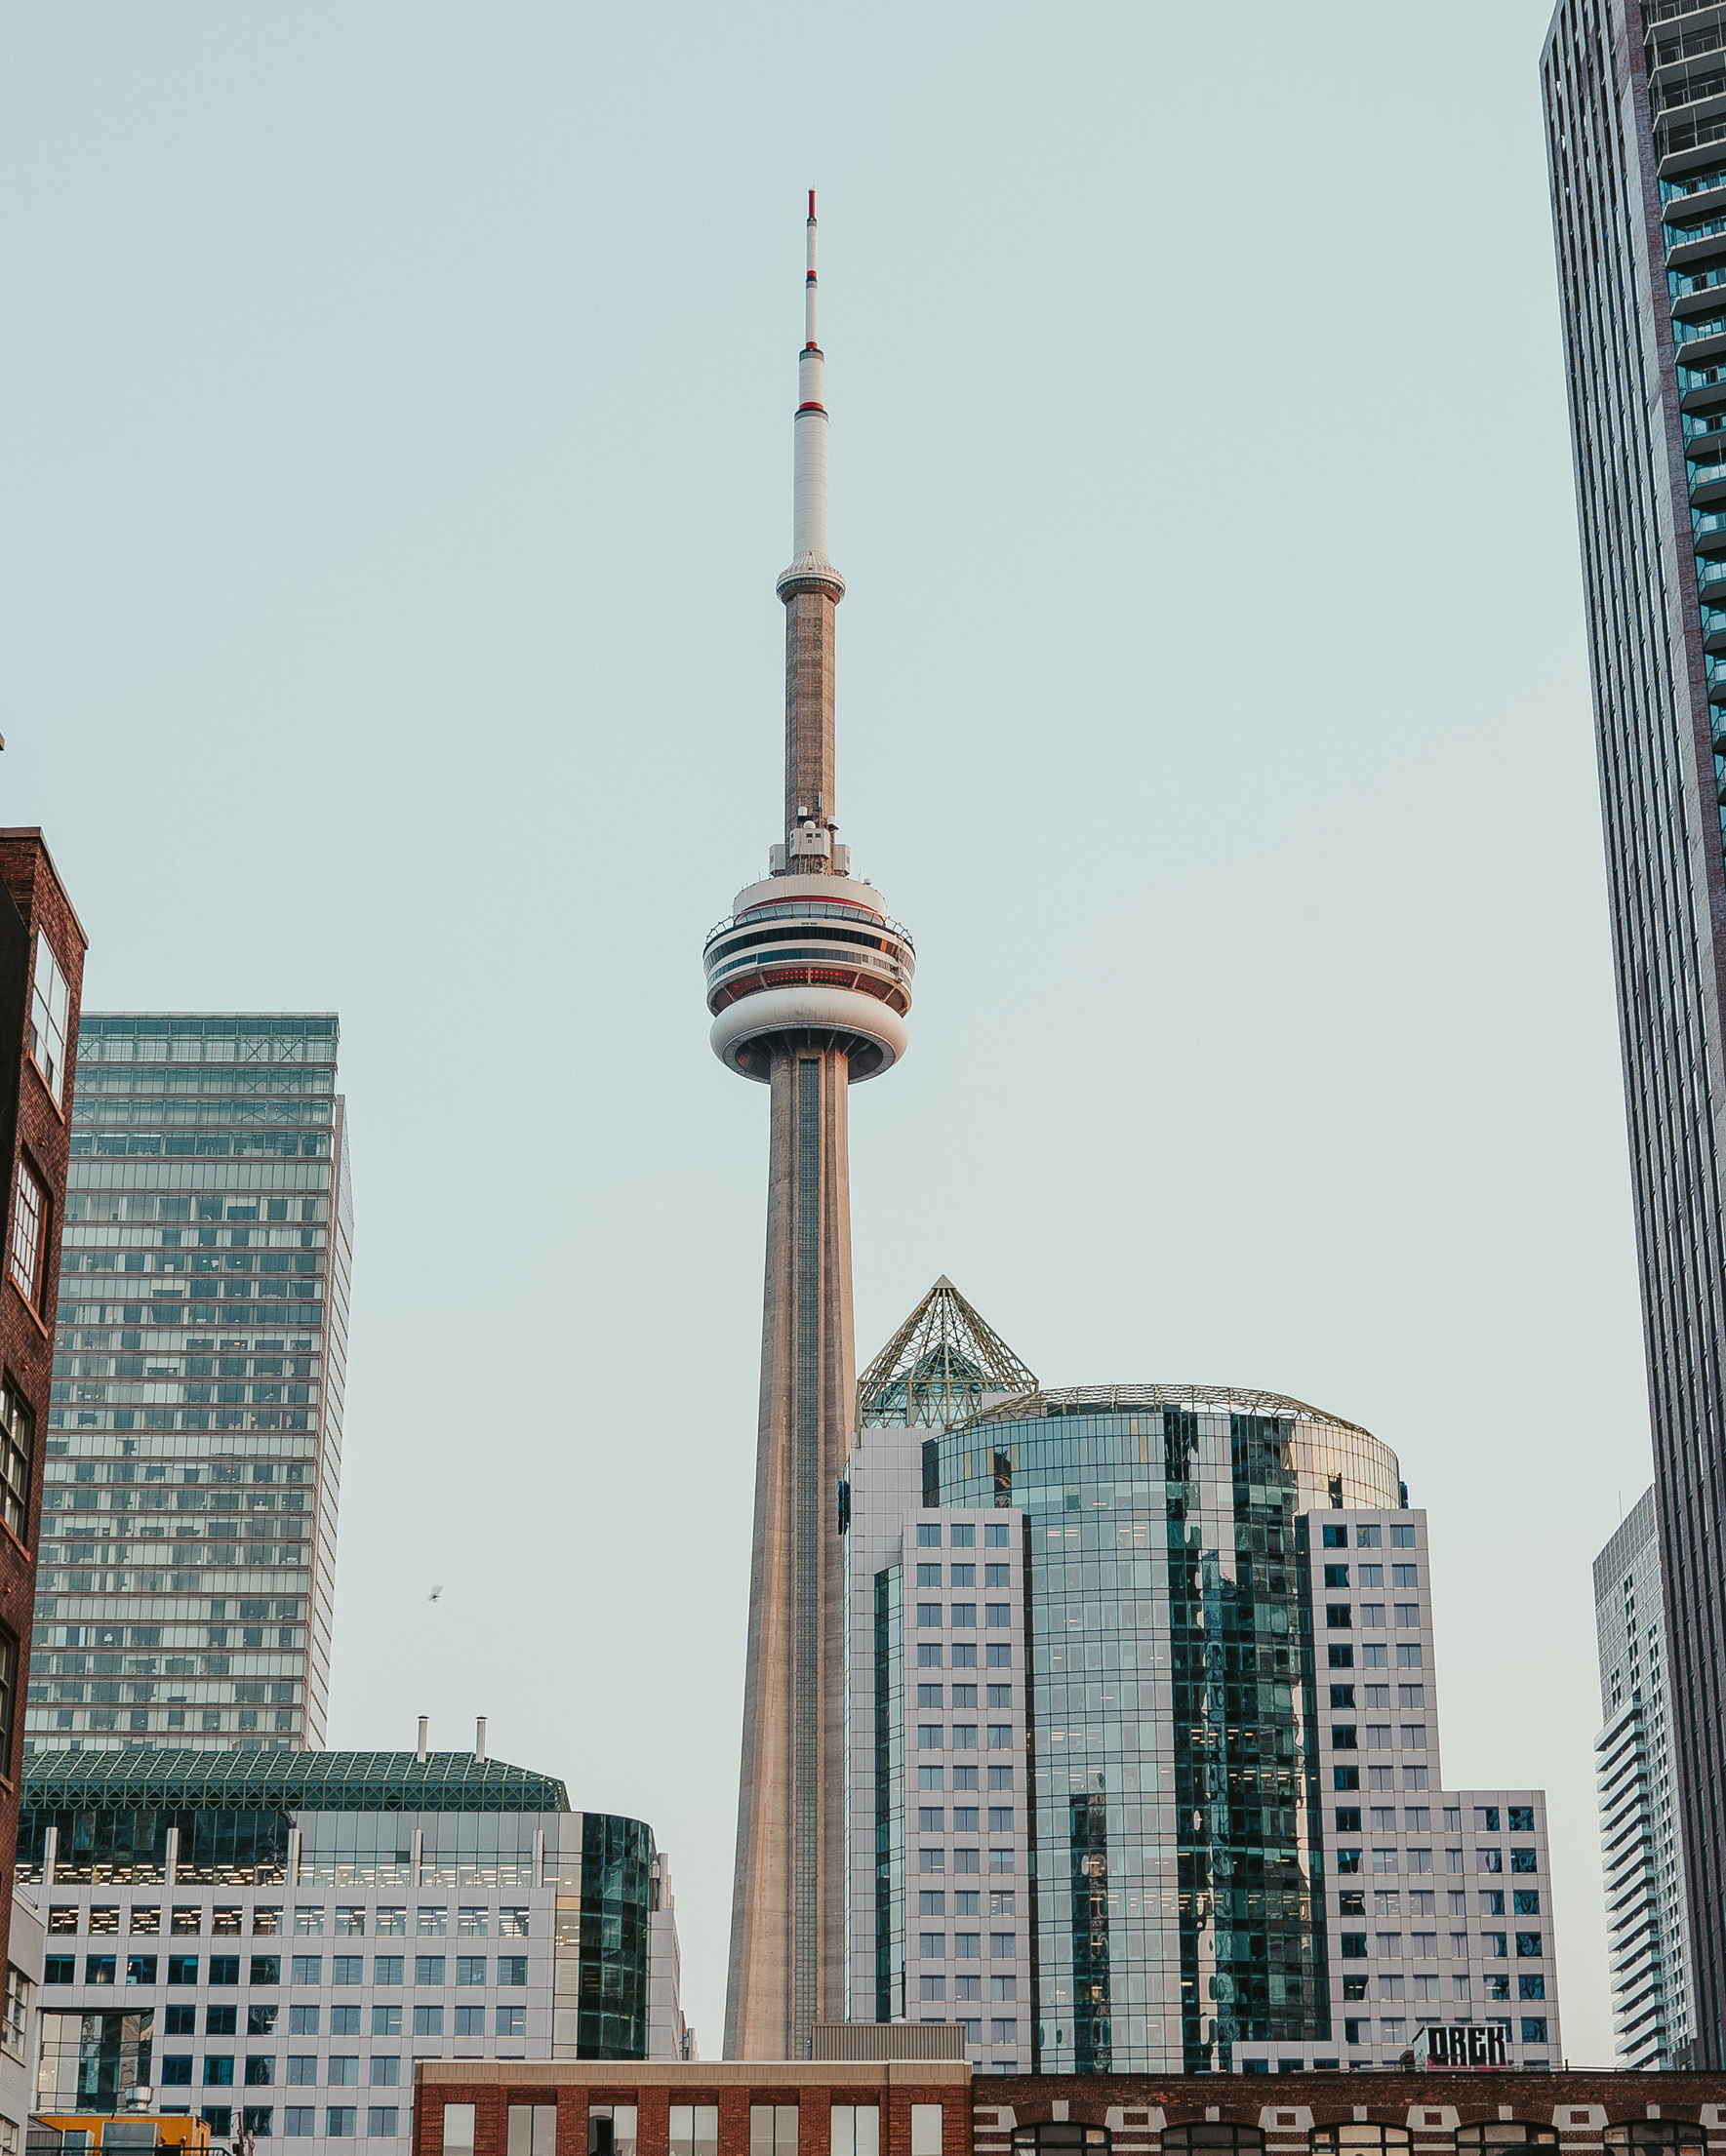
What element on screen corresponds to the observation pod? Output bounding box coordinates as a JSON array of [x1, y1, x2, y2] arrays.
[[703, 872, 914, 1082]]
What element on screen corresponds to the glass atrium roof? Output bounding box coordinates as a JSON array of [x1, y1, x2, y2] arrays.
[[22, 1747, 571, 1815], [857, 1275, 1038, 1430]]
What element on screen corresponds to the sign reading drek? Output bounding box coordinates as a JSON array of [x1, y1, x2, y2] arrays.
[[1420, 2024, 1509, 2069]]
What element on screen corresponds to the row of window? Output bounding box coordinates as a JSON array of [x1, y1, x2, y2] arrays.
[[1321, 1565, 1419, 1589], [1340, 2015, 1547, 2045], [915, 1808, 1016, 1831], [46, 1954, 528, 1985], [916, 1891, 1015, 1915], [162, 2044, 502, 2084], [184, 2107, 401, 2138], [1326, 1644, 1422, 1670], [1333, 1843, 1540, 1878], [916, 1849, 1014, 1875], [915, 1642, 1010, 1669], [915, 1605, 1014, 1628], [915, 1974, 1017, 2000], [913, 1932, 1018, 1958], [915, 1726, 1016, 1749], [1325, 1606, 1425, 1629], [917, 1523, 1011, 1549], [48, 1905, 528, 1935], [1338, 1933, 1545, 1960], [917, 1768, 1013, 1791], [1338, 1890, 1539, 1916], [915, 1565, 1012, 1587], [1320, 1524, 1417, 1549]]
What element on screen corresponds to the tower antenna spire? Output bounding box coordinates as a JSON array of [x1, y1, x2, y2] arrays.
[[783, 187, 839, 589]]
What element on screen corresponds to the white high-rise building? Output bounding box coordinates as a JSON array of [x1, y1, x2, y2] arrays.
[[842, 1281, 1564, 2076], [1594, 1488, 1694, 2067]]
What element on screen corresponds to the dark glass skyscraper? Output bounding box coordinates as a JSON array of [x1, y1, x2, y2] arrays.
[[1542, 0, 1726, 2068]]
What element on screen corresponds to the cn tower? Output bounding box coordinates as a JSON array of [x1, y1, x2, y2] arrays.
[[702, 194, 914, 2061]]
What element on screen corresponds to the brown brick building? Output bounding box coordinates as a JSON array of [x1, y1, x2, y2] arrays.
[[411, 2062, 1726, 2156], [0, 829, 85, 1956]]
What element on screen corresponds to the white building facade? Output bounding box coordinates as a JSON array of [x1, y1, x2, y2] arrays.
[[17, 1749, 687, 2154], [1593, 1488, 1693, 2066]]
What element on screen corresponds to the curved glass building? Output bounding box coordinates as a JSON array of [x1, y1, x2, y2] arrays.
[[843, 1319, 1563, 2079], [938, 1386, 1396, 2075]]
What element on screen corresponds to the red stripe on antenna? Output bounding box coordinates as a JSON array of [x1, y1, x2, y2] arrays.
[[808, 188, 816, 219]]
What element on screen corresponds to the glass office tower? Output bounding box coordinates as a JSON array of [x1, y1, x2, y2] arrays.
[[29, 1015, 352, 1755], [1542, 0, 1726, 2067]]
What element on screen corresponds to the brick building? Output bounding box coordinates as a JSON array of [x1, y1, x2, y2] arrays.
[[410, 2061, 1726, 2156], [0, 833, 85, 1914], [0, 828, 87, 2153]]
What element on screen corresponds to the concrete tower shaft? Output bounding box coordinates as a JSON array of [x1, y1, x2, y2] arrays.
[[710, 196, 912, 2065]]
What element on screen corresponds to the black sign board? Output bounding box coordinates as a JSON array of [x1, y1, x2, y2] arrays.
[[1420, 2024, 1508, 2069]]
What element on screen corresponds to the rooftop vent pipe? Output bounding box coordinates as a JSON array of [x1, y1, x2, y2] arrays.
[[475, 1717, 487, 1763], [417, 1715, 428, 1763]]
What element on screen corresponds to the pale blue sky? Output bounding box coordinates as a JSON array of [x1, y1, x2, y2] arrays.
[[1, 1, 1630, 2062]]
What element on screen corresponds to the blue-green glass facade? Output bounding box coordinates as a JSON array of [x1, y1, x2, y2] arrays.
[[934, 1390, 1397, 2074]]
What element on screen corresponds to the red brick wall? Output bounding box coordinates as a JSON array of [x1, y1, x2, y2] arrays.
[[0, 831, 86, 1961], [416, 2077, 971, 2156], [980, 2068, 1726, 2133]]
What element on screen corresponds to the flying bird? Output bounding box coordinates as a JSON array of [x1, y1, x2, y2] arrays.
[[428, 1585, 444, 1602]]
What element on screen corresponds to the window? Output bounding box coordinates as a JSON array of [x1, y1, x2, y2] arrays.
[[499, 1956, 527, 1985], [1322, 1525, 1347, 1547], [208, 2006, 238, 2035], [918, 1975, 945, 2000], [288, 2007, 319, 2035], [1520, 2017, 1547, 2044], [203, 2113, 233, 2142], [247, 2058, 276, 2087], [162, 2057, 193, 2086], [370, 2058, 400, 2087], [497, 2005, 525, 2037], [1390, 1525, 1415, 1546], [1510, 1848, 1538, 1874], [415, 1956, 445, 1985], [1325, 1565, 1350, 1588], [505, 2111, 557, 2156], [413, 2006, 443, 2036], [211, 1955, 240, 1984], [372, 1956, 403, 1985], [291, 1956, 321, 1984], [286, 2114, 316, 2141], [86, 1955, 115, 1984], [752, 2107, 800, 2156], [294, 1908, 324, 1936], [29, 935, 69, 1105], [917, 1524, 941, 1547], [0, 1385, 31, 1543], [127, 1955, 158, 1985], [910, 2111, 943, 2156], [331, 2007, 360, 2036], [243, 2113, 273, 2140], [830, 2108, 879, 2156], [1515, 1932, 1543, 1958], [1328, 1645, 1353, 1668], [2, 1964, 29, 2057], [1518, 1976, 1545, 2000], [1513, 1889, 1540, 1915], [329, 2057, 359, 2086], [669, 2109, 719, 2156], [252, 1956, 282, 1985], [9, 1154, 46, 1309], [206, 2057, 235, 2086], [249, 2005, 278, 2037], [456, 1956, 486, 1985], [416, 1908, 447, 1936], [327, 2112, 357, 2139], [1477, 1849, 1503, 1874]]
